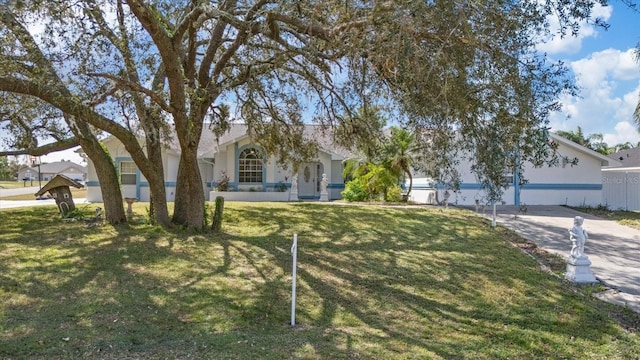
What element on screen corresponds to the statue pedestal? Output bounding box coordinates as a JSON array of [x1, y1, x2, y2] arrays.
[[124, 197, 137, 217], [565, 255, 597, 283], [320, 190, 328, 202]]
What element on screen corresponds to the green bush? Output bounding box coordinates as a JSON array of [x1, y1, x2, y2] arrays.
[[385, 185, 403, 202], [341, 179, 370, 202]]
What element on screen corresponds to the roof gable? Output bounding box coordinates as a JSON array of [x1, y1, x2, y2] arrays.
[[35, 175, 84, 197], [550, 133, 620, 167], [606, 147, 640, 168]]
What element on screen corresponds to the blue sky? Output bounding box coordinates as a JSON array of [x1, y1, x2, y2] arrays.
[[12, 2, 640, 164], [544, 2, 640, 147]]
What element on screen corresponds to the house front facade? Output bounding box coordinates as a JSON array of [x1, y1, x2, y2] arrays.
[[86, 125, 350, 202], [86, 127, 615, 207]]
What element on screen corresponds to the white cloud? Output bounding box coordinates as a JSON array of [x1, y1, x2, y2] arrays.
[[602, 121, 640, 146], [537, 3, 612, 55], [550, 70, 640, 147], [572, 48, 640, 88]]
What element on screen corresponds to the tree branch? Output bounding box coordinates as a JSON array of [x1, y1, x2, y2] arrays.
[[0, 137, 80, 157], [86, 72, 173, 113]]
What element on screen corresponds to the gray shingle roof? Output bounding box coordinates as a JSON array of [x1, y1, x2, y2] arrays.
[[197, 123, 357, 159], [607, 147, 640, 168], [28, 161, 87, 174]]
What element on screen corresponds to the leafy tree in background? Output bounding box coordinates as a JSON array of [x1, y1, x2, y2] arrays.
[[555, 126, 609, 154], [0, 156, 11, 180], [0, 0, 613, 229]]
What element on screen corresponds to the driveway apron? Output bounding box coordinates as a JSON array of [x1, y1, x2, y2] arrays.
[[480, 205, 640, 313]]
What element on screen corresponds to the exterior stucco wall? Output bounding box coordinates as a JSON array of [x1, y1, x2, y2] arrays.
[[409, 141, 605, 207], [85, 138, 180, 202]]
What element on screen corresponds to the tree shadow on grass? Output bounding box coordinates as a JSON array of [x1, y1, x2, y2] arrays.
[[0, 205, 638, 358]]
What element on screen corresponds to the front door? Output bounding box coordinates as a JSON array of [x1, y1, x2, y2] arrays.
[[298, 162, 324, 200]]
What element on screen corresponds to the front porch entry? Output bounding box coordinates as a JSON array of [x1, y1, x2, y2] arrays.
[[298, 162, 323, 200]]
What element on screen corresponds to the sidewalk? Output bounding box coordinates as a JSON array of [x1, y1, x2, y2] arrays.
[[478, 205, 640, 313]]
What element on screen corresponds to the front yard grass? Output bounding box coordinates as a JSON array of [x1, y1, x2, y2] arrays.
[[571, 206, 640, 230], [1, 203, 639, 359], [0, 180, 31, 190]]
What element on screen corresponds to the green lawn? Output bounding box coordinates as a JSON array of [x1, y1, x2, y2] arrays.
[[0, 188, 86, 201], [1, 203, 639, 359], [571, 206, 640, 231], [0, 180, 32, 189]]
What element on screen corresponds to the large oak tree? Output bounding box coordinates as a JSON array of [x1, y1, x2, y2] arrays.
[[1, 0, 610, 229]]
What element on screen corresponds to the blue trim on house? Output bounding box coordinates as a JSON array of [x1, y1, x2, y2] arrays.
[[138, 182, 177, 188], [265, 182, 291, 191], [432, 182, 600, 191], [298, 195, 321, 200], [412, 184, 435, 190], [327, 183, 345, 189], [434, 183, 473, 190], [521, 183, 602, 190], [86, 181, 100, 186]]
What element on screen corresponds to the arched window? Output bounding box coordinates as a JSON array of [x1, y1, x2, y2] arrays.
[[238, 148, 263, 183]]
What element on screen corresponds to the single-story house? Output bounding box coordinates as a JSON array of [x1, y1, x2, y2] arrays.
[[85, 126, 616, 206], [409, 133, 619, 207], [18, 160, 87, 182], [86, 125, 353, 202], [602, 147, 640, 210]]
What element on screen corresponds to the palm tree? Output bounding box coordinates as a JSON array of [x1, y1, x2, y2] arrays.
[[555, 126, 610, 155], [382, 127, 416, 197]]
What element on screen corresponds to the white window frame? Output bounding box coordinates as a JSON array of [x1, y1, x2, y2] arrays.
[[238, 148, 263, 183], [120, 161, 137, 185]]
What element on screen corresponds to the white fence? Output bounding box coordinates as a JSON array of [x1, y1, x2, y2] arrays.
[[602, 171, 640, 210]]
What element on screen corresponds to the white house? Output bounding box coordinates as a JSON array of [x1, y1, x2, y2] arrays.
[[86, 125, 352, 202], [86, 127, 616, 206], [18, 160, 87, 182], [602, 147, 640, 210], [409, 133, 619, 207]]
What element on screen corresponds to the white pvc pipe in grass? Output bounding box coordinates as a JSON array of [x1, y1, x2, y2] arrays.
[[291, 233, 298, 326]]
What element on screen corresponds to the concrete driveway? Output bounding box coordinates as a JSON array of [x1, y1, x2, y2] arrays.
[[481, 205, 640, 313]]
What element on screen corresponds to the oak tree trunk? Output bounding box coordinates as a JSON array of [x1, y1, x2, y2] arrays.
[[80, 136, 127, 225], [172, 148, 204, 229], [145, 135, 171, 227]]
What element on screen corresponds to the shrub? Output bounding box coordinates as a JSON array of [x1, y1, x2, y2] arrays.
[[341, 179, 370, 202], [215, 170, 229, 191], [385, 185, 403, 202]]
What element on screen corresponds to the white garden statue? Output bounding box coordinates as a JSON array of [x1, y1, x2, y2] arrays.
[[569, 216, 588, 258], [289, 175, 298, 201], [565, 216, 597, 283], [320, 173, 329, 202]]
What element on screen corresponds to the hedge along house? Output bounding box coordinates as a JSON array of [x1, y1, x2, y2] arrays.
[[85, 124, 354, 203], [408, 133, 620, 207]]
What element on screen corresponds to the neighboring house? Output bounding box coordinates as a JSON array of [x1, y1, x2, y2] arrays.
[[85, 127, 616, 206], [602, 147, 640, 210], [86, 125, 353, 202], [17, 161, 87, 182], [409, 133, 619, 207]]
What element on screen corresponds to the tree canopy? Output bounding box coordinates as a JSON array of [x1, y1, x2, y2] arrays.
[[0, 0, 613, 229]]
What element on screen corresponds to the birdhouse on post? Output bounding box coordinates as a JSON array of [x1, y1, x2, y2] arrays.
[[34, 175, 84, 216]]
